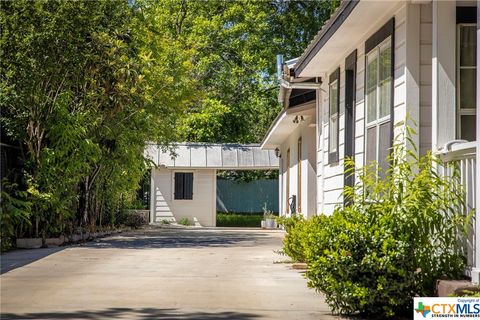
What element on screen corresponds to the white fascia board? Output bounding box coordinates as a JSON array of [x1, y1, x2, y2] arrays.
[[260, 111, 288, 150]]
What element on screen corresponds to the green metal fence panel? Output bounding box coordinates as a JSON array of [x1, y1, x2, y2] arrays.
[[216, 179, 278, 213]]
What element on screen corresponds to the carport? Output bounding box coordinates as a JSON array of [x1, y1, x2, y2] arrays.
[[145, 143, 279, 226]]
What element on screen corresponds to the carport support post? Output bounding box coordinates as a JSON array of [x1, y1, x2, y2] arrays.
[[213, 169, 217, 227], [150, 167, 155, 224]]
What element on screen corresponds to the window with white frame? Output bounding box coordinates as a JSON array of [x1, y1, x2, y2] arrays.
[[328, 68, 340, 164], [365, 37, 392, 174], [457, 23, 477, 141]]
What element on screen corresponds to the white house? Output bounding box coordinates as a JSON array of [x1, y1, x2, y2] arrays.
[[145, 143, 278, 226], [261, 0, 479, 282]]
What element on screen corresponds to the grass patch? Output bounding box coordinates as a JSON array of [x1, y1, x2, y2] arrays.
[[216, 213, 263, 227], [178, 217, 192, 226]]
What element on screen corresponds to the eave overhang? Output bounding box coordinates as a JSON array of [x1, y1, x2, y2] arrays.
[[260, 102, 316, 150], [294, 0, 402, 77]]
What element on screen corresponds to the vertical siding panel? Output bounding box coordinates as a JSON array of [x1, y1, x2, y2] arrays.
[[315, 3, 413, 215], [419, 2, 433, 156]]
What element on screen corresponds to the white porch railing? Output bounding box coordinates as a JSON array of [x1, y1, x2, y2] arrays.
[[439, 141, 477, 276]]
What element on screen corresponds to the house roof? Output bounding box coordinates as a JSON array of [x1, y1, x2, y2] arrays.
[[145, 143, 279, 170], [294, 0, 402, 77], [294, 0, 359, 77]]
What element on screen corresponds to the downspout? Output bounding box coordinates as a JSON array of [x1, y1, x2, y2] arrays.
[[277, 55, 322, 104]]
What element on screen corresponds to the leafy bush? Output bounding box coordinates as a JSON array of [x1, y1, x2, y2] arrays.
[[216, 213, 262, 227], [124, 199, 148, 210], [277, 215, 330, 263], [281, 134, 469, 317], [306, 209, 418, 317], [277, 215, 306, 262], [455, 287, 480, 297], [178, 217, 192, 226], [119, 210, 147, 229], [0, 179, 32, 251]]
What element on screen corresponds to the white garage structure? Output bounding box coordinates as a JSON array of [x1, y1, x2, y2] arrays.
[[145, 143, 279, 227]]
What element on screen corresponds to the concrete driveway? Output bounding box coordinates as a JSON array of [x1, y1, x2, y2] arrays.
[[0, 227, 337, 319]]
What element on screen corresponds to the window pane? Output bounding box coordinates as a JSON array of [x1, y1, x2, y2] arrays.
[[366, 54, 378, 123], [460, 115, 477, 142], [379, 45, 392, 118], [174, 173, 184, 200], [329, 115, 338, 153], [184, 173, 193, 200], [378, 122, 391, 178], [460, 68, 477, 109], [330, 82, 338, 114], [366, 126, 377, 164], [460, 26, 476, 67]]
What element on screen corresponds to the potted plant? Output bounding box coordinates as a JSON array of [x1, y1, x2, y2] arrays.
[[264, 213, 277, 229], [262, 204, 277, 229]]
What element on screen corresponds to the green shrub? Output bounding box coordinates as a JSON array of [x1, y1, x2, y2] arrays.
[[455, 287, 480, 297], [281, 131, 469, 317], [1, 179, 32, 251], [277, 215, 330, 263], [306, 209, 417, 317], [277, 215, 306, 262], [178, 217, 192, 226], [216, 213, 262, 227], [118, 210, 147, 229]]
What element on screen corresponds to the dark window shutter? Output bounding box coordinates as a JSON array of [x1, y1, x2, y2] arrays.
[[344, 49, 357, 206], [184, 173, 193, 200], [174, 173, 184, 200]]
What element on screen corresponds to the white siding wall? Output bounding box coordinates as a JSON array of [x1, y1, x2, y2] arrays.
[[420, 3, 433, 156], [432, 0, 457, 150], [394, 6, 408, 139], [316, 3, 419, 215], [278, 109, 317, 217], [151, 168, 216, 226], [355, 45, 366, 187], [306, 125, 317, 217], [151, 168, 174, 222], [320, 73, 345, 214]]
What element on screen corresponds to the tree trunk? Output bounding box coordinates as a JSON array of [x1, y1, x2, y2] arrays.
[[83, 177, 89, 226], [35, 216, 39, 238]]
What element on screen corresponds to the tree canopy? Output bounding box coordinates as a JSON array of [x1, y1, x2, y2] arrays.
[[164, 0, 338, 143], [1, 0, 194, 241], [0, 0, 337, 246]]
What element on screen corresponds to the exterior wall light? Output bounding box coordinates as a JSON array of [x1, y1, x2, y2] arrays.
[[275, 148, 281, 158]]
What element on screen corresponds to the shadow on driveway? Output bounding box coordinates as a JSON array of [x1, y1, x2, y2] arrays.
[[1, 307, 260, 320], [0, 247, 65, 275], [1, 228, 279, 274], [83, 228, 275, 250]]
